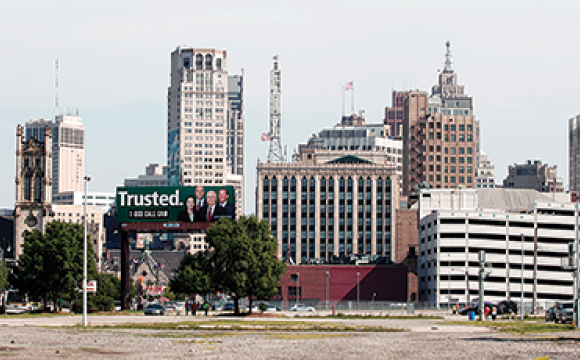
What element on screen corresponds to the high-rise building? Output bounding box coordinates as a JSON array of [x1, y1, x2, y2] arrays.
[[256, 115, 399, 264], [569, 113, 580, 193], [167, 46, 243, 215], [25, 113, 85, 197], [503, 160, 564, 193], [402, 42, 479, 196], [384, 91, 407, 138]]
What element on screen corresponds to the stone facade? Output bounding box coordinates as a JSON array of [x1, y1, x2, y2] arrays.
[[257, 155, 398, 264], [14, 124, 54, 260]]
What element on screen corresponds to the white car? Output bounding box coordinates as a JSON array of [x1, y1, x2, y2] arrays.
[[290, 304, 315, 312]]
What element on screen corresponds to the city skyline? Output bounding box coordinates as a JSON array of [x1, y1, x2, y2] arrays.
[[1, 1, 579, 212]]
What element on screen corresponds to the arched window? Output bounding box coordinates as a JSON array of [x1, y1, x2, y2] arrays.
[[205, 54, 213, 70], [216, 58, 222, 70], [263, 177, 269, 189], [195, 54, 203, 69]]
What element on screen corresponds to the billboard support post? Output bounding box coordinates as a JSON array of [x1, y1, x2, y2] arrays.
[[121, 231, 130, 310]]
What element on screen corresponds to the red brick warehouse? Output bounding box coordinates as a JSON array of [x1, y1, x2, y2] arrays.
[[276, 265, 408, 306]]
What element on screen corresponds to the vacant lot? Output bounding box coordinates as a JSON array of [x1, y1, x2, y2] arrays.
[[0, 315, 579, 359]]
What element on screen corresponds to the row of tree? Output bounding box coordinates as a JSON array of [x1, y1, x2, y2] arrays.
[[169, 215, 286, 313], [12, 221, 125, 312]]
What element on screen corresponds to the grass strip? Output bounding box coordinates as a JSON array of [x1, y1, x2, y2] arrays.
[[297, 313, 443, 320], [441, 320, 578, 334], [77, 320, 406, 333]]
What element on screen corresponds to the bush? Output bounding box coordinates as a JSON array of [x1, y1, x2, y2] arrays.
[[259, 303, 268, 313]]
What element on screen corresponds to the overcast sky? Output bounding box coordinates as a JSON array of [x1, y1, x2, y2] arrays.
[[1, 0, 579, 212]]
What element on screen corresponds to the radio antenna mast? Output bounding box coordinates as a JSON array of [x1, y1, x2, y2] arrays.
[[55, 59, 59, 115], [267, 55, 284, 163]]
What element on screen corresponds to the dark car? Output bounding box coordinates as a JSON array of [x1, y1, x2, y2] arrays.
[[497, 300, 518, 315], [545, 306, 557, 322], [556, 303, 574, 324]]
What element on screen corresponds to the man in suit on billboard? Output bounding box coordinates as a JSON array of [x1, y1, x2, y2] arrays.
[[193, 185, 206, 221], [200, 190, 218, 222], [216, 188, 235, 220]]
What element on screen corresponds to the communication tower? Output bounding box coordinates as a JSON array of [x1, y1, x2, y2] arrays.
[[267, 56, 284, 163]]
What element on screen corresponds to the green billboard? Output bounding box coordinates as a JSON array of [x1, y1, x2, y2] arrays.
[[116, 186, 235, 223]]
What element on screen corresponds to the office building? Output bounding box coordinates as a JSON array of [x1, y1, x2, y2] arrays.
[[257, 117, 399, 264], [25, 113, 85, 197], [476, 151, 496, 188], [503, 160, 564, 193], [167, 46, 244, 216], [418, 188, 575, 307], [124, 163, 169, 187], [384, 91, 407, 137], [402, 42, 479, 196]]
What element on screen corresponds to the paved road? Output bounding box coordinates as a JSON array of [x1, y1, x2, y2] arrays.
[[0, 314, 579, 359]]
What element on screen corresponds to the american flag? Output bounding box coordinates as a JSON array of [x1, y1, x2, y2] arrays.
[[261, 133, 271, 141], [345, 81, 354, 91]]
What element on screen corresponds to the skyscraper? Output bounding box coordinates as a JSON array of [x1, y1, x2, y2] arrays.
[[402, 41, 479, 195], [25, 113, 85, 197], [167, 46, 244, 215]]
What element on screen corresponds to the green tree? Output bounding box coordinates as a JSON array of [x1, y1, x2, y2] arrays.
[[168, 252, 212, 298], [205, 215, 286, 314], [0, 260, 9, 291], [16, 221, 98, 312]]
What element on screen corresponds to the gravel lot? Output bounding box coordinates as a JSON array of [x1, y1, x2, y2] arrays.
[[1, 315, 579, 359]]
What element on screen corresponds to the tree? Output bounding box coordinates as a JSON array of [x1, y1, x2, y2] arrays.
[[0, 260, 9, 291], [204, 215, 286, 314], [170, 216, 286, 314], [16, 221, 98, 312], [169, 252, 212, 299]]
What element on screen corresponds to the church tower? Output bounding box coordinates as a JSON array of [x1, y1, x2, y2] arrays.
[[14, 124, 54, 259]]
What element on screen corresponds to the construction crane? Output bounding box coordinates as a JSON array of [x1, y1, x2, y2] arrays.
[[267, 55, 284, 163]]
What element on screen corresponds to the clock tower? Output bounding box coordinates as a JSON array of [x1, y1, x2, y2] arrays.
[[14, 124, 54, 260]]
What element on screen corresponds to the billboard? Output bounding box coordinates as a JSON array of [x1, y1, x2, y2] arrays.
[[116, 186, 235, 224]]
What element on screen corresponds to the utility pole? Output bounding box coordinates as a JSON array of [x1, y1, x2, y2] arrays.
[[478, 251, 490, 321]]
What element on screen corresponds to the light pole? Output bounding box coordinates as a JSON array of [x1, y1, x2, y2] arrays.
[[325, 271, 330, 310], [83, 175, 91, 327], [296, 272, 300, 306], [521, 233, 524, 321], [356, 272, 360, 309], [447, 254, 451, 314]]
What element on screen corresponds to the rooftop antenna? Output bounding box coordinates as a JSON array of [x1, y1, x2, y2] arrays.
[[267, 55, 284, 163], [55, 59, 59, 115]]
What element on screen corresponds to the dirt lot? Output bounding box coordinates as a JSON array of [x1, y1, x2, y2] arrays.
[[1, 314, 579, 359]]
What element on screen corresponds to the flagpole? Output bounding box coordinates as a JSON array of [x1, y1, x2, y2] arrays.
[[351, 81, 354, 115], [342, 86, 345, 117]]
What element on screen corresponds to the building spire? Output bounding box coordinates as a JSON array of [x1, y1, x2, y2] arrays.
[[443, 40, 454, 73]]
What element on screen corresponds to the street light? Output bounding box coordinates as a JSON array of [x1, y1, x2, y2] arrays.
[[325, 271, 330, 310], [83, 175, 91, 327], [521, 233, 524, 321], [356, 272, 360, 309]]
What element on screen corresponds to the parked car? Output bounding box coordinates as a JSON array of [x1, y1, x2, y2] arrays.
[[252, 302, 282, 312], [144, 304, 165, 316], [497, 300, 518, 315], [555, 302, 574, 324], [164, 303, 177, 313], [290, 304, 315, 312], [174, 302, 186, 312], [545, 306, 557, 322]]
